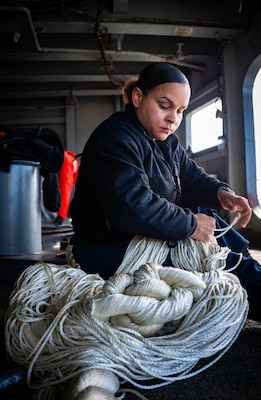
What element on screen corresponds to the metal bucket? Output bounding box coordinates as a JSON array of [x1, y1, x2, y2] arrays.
[[0, 160, 42, 255]]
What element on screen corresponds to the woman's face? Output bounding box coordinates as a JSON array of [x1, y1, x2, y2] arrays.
[[132, 82, 191, 141]]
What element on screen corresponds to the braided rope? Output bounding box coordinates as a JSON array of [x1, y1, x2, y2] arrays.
[[5, 236, 248, 400]]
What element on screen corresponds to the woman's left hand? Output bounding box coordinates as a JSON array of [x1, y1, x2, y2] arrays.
[[217, 189, 252, 228]]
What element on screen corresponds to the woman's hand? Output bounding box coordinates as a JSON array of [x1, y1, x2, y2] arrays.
[[217, 189, 252, 228], [190, 213, 216, 242]]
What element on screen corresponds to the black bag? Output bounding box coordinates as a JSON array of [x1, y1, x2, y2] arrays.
[[0, 125, 64, 211], [0, 125, 64, 173], [42, 172, 61, 212]]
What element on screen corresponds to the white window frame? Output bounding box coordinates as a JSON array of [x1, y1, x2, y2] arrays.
[[243, 54, 261, 217]]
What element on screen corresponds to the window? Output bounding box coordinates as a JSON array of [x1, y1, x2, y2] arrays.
[[253, 69, 261, 206], [187, 98, 223, 153], [243, 55, 261, 218]]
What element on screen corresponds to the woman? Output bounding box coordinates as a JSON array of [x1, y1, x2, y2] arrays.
[[69, 62, 261, 320]]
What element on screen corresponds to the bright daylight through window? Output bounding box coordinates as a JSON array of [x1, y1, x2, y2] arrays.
[[253, 68, 261, 205], [189, 98, 223, 153]]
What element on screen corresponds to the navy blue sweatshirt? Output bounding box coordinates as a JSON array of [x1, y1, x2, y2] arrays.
[[70, 103, 226, 245]]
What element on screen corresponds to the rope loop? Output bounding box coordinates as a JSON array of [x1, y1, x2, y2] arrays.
[[92, 263, 207, 336], [170, 237, 231, 273]]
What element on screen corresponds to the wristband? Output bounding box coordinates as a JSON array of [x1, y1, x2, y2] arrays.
[[218, 186, 235, 194], [220, 186, 235, 194]]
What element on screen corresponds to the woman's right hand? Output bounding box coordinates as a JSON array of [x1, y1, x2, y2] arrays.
[[190, 213, 216, 243]]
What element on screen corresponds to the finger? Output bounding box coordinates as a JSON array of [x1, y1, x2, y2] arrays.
[[239, 210, 252, 228]]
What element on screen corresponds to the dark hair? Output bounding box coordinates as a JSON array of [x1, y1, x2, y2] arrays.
[[136, 62, 188, 93], [122, 62, 189, 104]]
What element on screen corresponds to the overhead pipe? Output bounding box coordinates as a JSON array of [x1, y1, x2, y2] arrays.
[[0, 6, 206, 72], [0, 6, 42, 51]]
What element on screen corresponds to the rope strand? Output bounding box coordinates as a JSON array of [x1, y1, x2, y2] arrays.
[[214, 212, 241, 239]]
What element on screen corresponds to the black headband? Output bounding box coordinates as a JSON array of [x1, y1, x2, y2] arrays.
[[136, 62, 188, 92]]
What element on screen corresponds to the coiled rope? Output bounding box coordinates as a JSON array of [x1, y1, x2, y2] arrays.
[[5, 228, 248, 400]]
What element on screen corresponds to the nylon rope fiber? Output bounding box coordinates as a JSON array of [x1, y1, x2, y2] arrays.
[[5, 212, 248, 399]]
